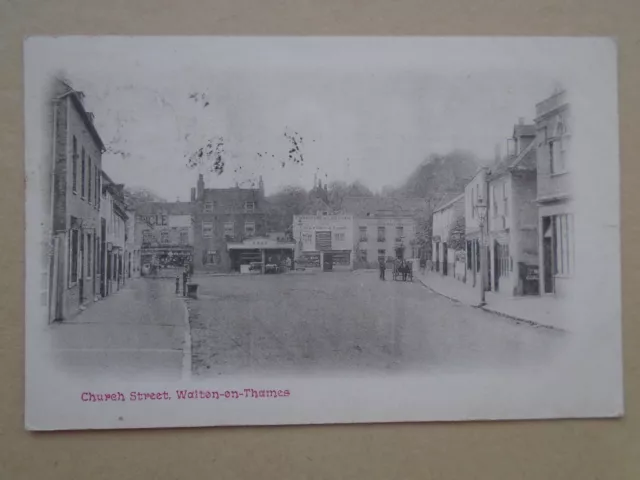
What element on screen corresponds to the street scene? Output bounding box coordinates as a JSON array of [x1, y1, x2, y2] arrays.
[[34, 39, 582, 381]]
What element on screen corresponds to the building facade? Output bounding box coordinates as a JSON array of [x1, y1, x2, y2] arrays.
[[431, 194, 465, 280], [192, 174, 268, 273], [534, 90, 574, 297], [48, 82, 105, 322], [292, 212, 355, 271], [125, 210, 140, 280], [487, 122, 540, 296], [100, 173, 128, 297], [355, 213, 417, 268], [134, 202, 194, 276], [464, 167, 490, 290]]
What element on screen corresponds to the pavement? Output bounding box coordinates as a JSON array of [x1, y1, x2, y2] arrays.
[[49, 278, 190, 380], [413, 269, 569, 331], [186, 271, 567, 377]]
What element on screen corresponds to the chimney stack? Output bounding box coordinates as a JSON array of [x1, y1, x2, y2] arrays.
[[190, 187, 196, 202], [196, 174, 204, 200]]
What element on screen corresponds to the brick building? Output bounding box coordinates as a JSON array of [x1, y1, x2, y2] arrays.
[[487, 120, 539, 296], [48, 81, 105, 321], [134, 202, 194, 275], [100, 173, 129, 297], [191, 174, 267, 272], [534, 90, 574, 297]]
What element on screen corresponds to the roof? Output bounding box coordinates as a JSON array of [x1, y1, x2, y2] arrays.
[[513, 124, 536, 138], [433, 193, 465, 213], [56, 84, 106, 152], [203, 187, 262, 204], [134, 202, 195, 216], [341, 196, 428, 218], [489, 140, 537, 180]]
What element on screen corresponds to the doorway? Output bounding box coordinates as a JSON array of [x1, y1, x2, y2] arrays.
[[542, 216, 554, 294], [323, 253, 333, 271], [442, 242, 448, 276]]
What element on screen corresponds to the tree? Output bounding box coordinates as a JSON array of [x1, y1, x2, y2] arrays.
[[447, 215, 466, 251]]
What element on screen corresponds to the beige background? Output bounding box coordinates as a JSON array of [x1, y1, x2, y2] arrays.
[[1, 1, 638, 478]]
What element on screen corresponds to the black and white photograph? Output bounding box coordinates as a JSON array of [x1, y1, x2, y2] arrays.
[[24, 36, 622, 431]]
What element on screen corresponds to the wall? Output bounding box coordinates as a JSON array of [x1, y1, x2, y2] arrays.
[[465, 168, 489, 236], [535, 100, 572, 201], [356, 216, 416, 264], [293, 214, 355, 253]]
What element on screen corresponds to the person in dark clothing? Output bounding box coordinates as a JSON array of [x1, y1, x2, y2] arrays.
[[379, 258, 386, 281], [182, 266, 189, 297]]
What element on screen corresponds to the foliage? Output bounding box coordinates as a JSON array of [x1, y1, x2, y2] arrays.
[[447, 215, 466, 251]]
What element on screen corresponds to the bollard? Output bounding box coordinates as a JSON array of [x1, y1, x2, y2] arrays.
[[175, 276, 180, 294]]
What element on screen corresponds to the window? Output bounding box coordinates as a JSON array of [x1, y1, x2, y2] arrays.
[[503, 182, 509, 217], [161, 231, 170, 244], [302, 233, 312, 243], [87, 156, 92, 203], [202, 222, 214, 238], [244, 201, 255, 212], [142, 230, 153, 245], [204, 202, 214, 213], [96, 168, 101, 208], [466, 241, 472, 270], [180, 230, 189, 245], [359, 249, 367, 262], [492, 186, 498, 217], [471, 187, 475, 218], [87, 233, 92, 277], [553, 214, 574, 276], [395, 226, 404, 241], [550, 137, 567, 174], [497, 243, 509, 278], [334, 232, 345, 242], [359, 226, 367, 241], [245, 221, 255, 237], [224, 222, 234, 239], [70, 228, 79, 284], [81, 148, 86, 198], [377, 226, 386, 242], [72, 137, 78, 194], [377, 249, 386, 259]]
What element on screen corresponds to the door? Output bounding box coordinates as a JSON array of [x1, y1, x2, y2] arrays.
[[323, 253, 333, 271], [79, 232, 85, 304], [493, 241, 500, 292], [543, 217, 554, 294], [442, 242, 448, 276]]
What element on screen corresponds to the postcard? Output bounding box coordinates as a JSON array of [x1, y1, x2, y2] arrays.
[[24, 36, 622, 430]]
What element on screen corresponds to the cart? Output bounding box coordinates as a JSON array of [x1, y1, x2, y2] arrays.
[[392, 260, 413, 282]]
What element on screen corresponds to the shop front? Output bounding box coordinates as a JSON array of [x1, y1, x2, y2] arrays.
[[227, 238, 296, 274], [140, 246, 194, 276]]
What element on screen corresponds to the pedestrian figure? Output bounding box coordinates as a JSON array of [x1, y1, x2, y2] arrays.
[[379, 257, 386, 281], [175, 274, 180, 294], [182, 266, 189, 297]]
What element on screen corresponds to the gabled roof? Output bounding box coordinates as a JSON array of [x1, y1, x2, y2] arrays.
[[433, 193, 464, 213], [489, 140, 537, 180], [56, 83, 106, 152]]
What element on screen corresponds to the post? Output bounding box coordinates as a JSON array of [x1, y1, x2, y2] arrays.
[[479, 220, 487, 305], [261, 249, 266, 274]]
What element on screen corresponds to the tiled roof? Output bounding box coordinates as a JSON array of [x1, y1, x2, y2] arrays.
[[203, 188, 262, 203], [489, 140, 537, 179], [433, 193, 465, 213]]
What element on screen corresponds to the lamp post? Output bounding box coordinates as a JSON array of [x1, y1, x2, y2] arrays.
[[474, 196, 488, 306]]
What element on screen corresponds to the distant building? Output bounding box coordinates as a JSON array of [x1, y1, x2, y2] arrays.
[[134, 202, 194, 276], [191, 174, 268, 272], [431, 194, 465, 279], [534, 90, 573, 297], [464, 167, 490, 290], [48, 82, 105, 322], [100, 172, 128, 297], [487, 120, 539, 296], [292, 212, 355, 271], [342, 196, 426, 266]]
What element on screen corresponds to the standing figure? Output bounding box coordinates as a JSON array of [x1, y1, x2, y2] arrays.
[[182, 265, 189, 297], [379, 257, 386, 281]]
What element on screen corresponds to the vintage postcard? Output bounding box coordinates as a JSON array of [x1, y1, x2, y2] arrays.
[[24, 36, 622, 430]]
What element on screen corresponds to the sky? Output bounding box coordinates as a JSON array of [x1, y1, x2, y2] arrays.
[[27, 37, 589, 200]]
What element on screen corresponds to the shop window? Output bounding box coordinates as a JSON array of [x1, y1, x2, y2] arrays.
[[245, 221, 255, 237], [334, 232, 345, 242], [359, 226, 367, 241], [224, 222, 234, 239], [202, 222, 214, 238]]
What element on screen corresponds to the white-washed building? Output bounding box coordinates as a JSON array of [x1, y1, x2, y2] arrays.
[[100, 172, 128, 297], [431, 194, 465, 280], [292, 212, 355, 271], [464, 167, 490, 290], [487, 121, 540, 296]]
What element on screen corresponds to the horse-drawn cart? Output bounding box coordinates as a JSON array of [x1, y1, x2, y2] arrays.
[[392, 259, 413, 282]]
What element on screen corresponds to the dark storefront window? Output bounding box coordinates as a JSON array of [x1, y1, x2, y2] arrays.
[[72, 136, 78, 194], [70, 228, 78, 284]]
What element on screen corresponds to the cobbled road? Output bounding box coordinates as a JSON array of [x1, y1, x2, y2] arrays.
[[186, 271, 567, 377]]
